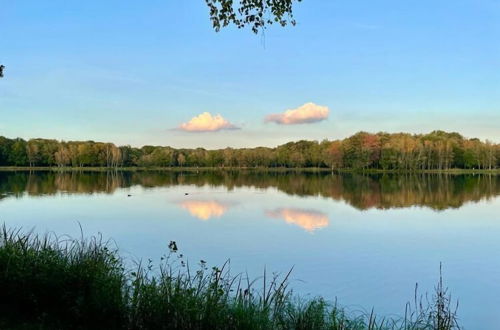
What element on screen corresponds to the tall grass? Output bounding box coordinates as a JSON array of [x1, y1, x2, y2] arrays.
[[0, 226, 460, 329]]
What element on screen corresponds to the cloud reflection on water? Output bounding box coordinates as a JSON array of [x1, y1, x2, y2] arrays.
[[266, 208, 329, 232], [178, 200, 229, 220]]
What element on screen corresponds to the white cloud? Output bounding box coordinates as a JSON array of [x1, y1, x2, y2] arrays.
[[265, 102, 329, 125], [178, 112, 239, 132]]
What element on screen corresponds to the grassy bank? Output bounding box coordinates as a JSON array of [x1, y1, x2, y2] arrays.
[[0, 165, 498, 175], [0, 227, 460, 330]]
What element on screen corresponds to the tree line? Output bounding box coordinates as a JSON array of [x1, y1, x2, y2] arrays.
[[0, 131, 498, 170]]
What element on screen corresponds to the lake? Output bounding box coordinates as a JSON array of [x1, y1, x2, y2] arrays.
[[1, 170, 499, 329]]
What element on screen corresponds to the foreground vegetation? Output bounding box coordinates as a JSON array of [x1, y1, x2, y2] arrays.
[[0, 227, 460, 329], [0, 130, 498, 171]]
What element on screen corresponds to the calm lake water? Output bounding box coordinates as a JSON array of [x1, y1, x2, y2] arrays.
[[1, 170, 499, 329]]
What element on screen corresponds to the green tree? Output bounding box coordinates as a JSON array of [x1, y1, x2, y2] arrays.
[[10, 139, 28, 166]]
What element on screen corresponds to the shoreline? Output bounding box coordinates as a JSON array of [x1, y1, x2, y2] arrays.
[[0, 166, 498, 174]]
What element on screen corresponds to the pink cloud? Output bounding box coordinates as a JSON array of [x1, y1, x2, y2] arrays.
[[265, 102, 329, 125], [179, 112, 239, 132]]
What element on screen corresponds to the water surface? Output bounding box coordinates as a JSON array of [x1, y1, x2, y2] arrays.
[[1, 170, 499, 329]]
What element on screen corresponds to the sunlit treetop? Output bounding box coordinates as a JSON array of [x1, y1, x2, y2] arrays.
[[205, 0, 302, 34]]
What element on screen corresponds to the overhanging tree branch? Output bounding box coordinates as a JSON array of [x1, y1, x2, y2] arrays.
[[206, 0, 302, 34]]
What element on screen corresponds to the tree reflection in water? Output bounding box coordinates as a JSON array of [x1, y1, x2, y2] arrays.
[[0, 170, 498, 211]]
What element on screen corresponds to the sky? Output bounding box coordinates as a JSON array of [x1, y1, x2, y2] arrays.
[[1, 0, 499, 149]]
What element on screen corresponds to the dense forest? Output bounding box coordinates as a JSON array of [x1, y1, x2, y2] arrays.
[[0, 131, 498, 170]]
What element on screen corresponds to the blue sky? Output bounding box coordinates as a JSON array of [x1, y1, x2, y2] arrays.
[[1, 0, 499, 148]]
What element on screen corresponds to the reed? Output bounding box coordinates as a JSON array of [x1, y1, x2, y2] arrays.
[[0, 226, 460, 329]]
